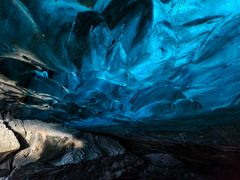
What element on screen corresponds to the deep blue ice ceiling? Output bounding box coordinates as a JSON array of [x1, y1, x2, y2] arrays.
[[1, 0, 240, 126]]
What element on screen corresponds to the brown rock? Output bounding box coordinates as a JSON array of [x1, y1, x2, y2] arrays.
[[0, 121, 20, 161]]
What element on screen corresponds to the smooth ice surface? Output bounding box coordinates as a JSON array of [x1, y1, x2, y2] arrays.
[[1, 0, 240, 126]]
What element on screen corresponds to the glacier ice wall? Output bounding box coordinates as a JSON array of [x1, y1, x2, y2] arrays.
[[1, 0, 240, 125]]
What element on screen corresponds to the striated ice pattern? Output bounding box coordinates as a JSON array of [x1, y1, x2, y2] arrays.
[[1, 0, 240, 126]]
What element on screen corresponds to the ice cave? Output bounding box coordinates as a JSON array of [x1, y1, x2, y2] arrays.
[[0, 0, 240, 179]]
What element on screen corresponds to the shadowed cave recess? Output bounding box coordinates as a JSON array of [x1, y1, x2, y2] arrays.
[[0, 0, 240, 179]]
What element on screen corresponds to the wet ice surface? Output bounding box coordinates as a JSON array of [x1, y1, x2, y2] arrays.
[[1, 0, 240, 129]]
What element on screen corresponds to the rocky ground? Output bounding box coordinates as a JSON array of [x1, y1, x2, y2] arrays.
[[1, 116, 239, 179]]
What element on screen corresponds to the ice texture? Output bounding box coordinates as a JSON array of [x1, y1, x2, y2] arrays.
[[1, 0, 240, 124]]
